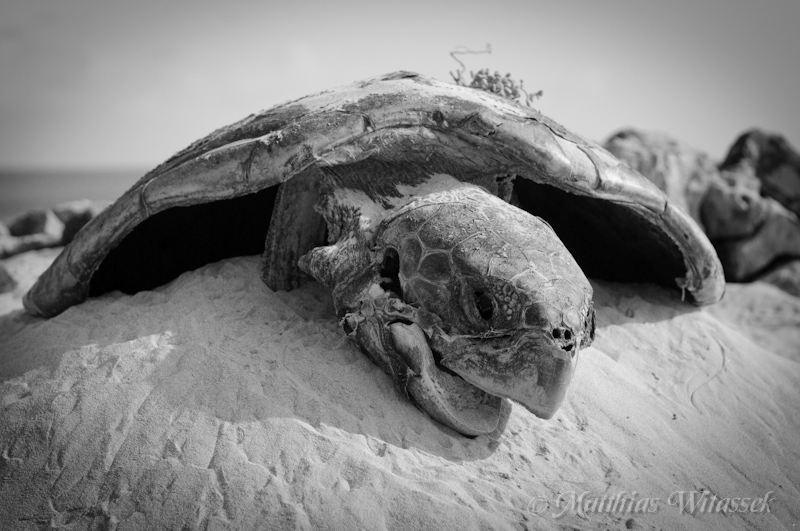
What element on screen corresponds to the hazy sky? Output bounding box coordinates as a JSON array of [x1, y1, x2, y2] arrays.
[[2, 0, 798, 170]]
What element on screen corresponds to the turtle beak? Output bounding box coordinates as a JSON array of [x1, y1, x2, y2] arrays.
[[388, 321, 504, 436], [439, 336, 579, 419]]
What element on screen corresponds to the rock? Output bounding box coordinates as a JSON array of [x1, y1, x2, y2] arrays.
[[0, 210, 64, 259], [0, 263, 15, 293], [6, 208, 62, 238], [604, 129, 719, 229], [704, 163, 800, 281], [606, 128, 800, 292], [720, 129, 800, 217], [712, 203, 800, 281], [700, 166, 768, 241], [53, 199, 109, 243], [757, 259, 800, 297], [0, 200, 106, 259]]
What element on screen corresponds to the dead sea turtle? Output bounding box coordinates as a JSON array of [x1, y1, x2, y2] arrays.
[[23, 72, 725, 436]]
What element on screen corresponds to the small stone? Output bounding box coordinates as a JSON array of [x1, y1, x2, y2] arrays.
[[7, 209, 53, 237]]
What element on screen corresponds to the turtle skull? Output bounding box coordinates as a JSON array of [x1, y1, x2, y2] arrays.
[[300, 182, 595, 436], [373, 185, 595, 430]]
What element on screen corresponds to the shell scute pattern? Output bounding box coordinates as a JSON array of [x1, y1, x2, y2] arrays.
[[393, 233, 459, 315], [415, 204, 483, 251], [481, 204, 563, 261], [418, 252, 452, 282]]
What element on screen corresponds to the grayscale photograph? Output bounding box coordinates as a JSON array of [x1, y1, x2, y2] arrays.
[[1, 1, 798, 529]]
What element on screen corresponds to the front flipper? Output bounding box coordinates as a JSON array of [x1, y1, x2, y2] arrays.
[[262, 171, 327, 291]]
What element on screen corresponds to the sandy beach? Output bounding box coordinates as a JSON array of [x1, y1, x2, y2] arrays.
[[1, 249, 798, 530]]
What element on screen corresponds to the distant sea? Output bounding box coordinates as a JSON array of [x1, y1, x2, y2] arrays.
[[0, 169, 147, 222]]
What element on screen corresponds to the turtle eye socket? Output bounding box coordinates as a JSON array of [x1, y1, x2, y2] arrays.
[[474, 290, 494, 321], [380, 248, 403, 297]]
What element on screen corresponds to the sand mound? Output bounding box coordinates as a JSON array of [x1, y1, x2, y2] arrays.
[[1, 254, 798, 530]]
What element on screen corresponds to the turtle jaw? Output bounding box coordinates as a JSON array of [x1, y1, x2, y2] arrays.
[[389, 322, 505, 436], [436, 335, 579, 419]]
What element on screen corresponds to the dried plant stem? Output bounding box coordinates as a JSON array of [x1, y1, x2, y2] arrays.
[[449, 44, 542, 107]]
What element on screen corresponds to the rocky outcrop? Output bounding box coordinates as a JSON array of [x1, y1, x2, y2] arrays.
[[605, 129, 800, 294], [0, 200, 108, 259], [1, 200, 108, 292], [699, 166, 765, 240], [701, 166, 800, 282], [720, 129, 800, 217]]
